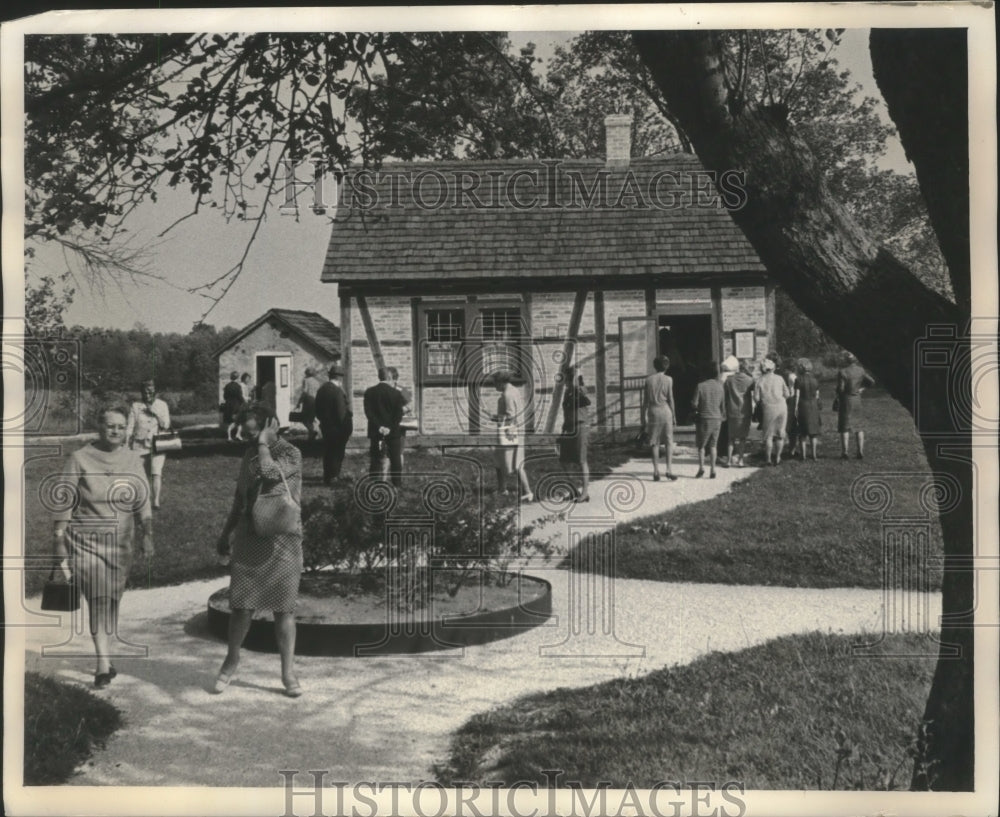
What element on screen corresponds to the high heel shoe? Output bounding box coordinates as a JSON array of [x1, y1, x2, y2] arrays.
[[94, 665, 117, 688], [283, 678, 303, 698]]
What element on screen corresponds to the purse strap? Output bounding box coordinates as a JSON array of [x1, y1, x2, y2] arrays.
[[271, 457, 300, 509]]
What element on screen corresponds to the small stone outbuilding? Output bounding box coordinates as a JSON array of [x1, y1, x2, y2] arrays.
[[214, 309, 340, 425]]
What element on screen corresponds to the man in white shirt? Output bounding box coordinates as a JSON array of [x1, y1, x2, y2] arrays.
[[126, 379, 171, 509]]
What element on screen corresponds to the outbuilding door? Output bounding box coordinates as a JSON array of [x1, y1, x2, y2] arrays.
[[255, 353, 293, 425]]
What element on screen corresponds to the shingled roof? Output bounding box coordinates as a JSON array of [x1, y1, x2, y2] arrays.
[[322, 154, 766, 284], [214, 309, 340, 358]]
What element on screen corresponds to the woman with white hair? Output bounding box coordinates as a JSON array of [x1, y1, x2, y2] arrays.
[[753, 357, 791, 465]]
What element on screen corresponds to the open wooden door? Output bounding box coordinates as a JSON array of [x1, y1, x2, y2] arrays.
[[618, 316, 657, 432]]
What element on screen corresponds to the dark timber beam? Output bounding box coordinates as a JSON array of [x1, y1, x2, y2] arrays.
[[355, 295, 386, 373], [545, 289, 588, 433], [594, 290, 607, 430], [339, 293, 353, 409]]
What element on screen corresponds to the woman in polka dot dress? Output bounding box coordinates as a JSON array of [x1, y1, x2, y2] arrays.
[[214, 403, 304, 697]]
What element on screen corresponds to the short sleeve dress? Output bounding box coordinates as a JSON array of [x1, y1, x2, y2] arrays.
[[52, 444, 152, 602], [228, 438, 303, 613], [795, 372, 822, 436]]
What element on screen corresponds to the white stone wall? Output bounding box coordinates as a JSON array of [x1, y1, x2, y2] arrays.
[[217, 321, 334, 402]]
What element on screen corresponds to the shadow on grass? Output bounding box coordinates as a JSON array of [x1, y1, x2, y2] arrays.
[[24, 672, 125, 785], [435, 631, 936, 790]]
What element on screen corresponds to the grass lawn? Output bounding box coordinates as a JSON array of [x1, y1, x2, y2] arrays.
[[434, 631, 936, 790], [568, 388, 946, 590], [23, 672, 124, 784], [21, 430, 631, 597]]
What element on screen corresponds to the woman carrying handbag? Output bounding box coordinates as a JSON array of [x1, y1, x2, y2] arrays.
[[214, 403, 304, 697], [51, 405, 153, 688]]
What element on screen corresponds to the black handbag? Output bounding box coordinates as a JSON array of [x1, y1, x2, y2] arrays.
[[41, 571, 80, 612]]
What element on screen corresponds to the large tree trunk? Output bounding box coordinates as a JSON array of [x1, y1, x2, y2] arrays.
[[869, 27, 974, 793], [870, 29, 970, 315], [633, 29, 974, 791]]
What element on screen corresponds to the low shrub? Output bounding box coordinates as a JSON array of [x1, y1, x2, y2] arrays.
[[301, 476, 559, 609]]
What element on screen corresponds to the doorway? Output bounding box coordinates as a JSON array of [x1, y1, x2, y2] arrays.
[[658, 314, 713, 425], [255, 353, 293, 425]]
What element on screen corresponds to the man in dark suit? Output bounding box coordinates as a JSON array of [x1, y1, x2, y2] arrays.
[[363, 367, 406, 488], [314, 363, 352, 484]]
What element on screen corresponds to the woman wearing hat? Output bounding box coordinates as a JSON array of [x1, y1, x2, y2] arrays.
[[835, 352, 875, 459], [753, 357, 791, 465]]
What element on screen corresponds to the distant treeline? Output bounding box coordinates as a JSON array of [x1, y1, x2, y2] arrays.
[[65, 323, 238, 407]]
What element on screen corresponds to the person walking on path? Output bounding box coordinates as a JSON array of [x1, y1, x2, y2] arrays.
[[52, 405, 153, 688], [492, 370, 534, 501], [641, 356, 678, 482], [795, 358, 822, 460], [126, 379, 171, 509], [222, 371, 245, 442], [558, 365, 592, 502], [363, 368, 407, 488], [835, 352, 875, 460], [314, 364, 352, 484], [753, 358, 791, 466], [691, 361, 726, 478], [295, 367, 323, 441], [214, 405, 303, 698], [717, 356, 739, 463], [724, 358, 756, 467]]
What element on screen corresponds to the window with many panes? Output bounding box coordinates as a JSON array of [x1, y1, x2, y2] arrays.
[[417, 301, 527, 384], [480, 307, 523, 377], [425, 309, 464, 377]]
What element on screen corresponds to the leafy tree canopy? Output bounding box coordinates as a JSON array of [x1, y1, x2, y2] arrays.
[[24, 29, 951, 314]]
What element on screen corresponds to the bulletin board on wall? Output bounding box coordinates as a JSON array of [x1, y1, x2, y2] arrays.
[[732, 329, 756, 359]]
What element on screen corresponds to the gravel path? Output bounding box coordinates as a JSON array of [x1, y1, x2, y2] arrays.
[[22, 451, 940, 786]]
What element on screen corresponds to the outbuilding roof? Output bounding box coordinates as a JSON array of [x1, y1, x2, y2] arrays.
[[321, 154, 766, 284], [214, 309, 340, 359]]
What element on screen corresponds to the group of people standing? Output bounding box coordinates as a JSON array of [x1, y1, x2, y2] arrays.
[[290, 362, 412, 489], [51, 352, 871, 694], [643, 350, 875, 479]]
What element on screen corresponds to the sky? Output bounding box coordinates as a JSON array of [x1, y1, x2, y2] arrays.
[[29, 28, 913, 336]]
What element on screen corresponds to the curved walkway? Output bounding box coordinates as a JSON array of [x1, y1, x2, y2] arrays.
[[21, 451, 941, 786]]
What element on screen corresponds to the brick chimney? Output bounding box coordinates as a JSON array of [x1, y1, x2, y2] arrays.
[[604, 113, 633, 168]]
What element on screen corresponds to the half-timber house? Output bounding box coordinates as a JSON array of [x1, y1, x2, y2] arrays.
[[323, 114, 771, 437]]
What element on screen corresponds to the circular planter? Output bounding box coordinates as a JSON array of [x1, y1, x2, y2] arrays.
[[206, 570, 552, 656]]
